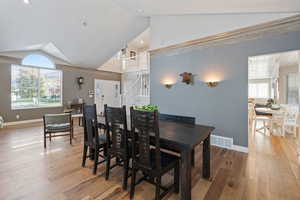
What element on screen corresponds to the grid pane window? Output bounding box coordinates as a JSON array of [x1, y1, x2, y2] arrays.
[[11, 65, 62, 109], [248, 82, 270, 98], [287, 73, 299, 105]]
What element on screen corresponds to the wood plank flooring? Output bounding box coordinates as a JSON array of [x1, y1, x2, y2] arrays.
[[0, 122, 299, 200]]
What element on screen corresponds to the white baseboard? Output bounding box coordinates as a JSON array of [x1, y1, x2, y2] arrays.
[[4, 118, 43, 126], [231, 145, 249, 153], [211, 134, 248, 153]]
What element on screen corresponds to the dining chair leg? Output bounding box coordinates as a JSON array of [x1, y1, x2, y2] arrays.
[[282, 126, 286, 137], [44, 133, 47, 148], [174, 161, 180, 193], [93, 149, 99, 174], [69, 131, 72, 145], [89, 148, 95, 160], [263, 121, 266, 135], [155, 176, 161, 200], [116, 157, 120, 165], [105, 155, 111, 180], [49, 133, 52, 141], [82, 145, 88, 167], [130, 167, 137, 200], [122, 158, 129, 190], [269, 121, 273, 136], [103, 146, 108, 157], [72, 126, 74, 138], [253, 120, 257, 135]]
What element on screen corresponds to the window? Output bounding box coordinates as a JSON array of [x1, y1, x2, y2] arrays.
[[248, 80, 270, 98], [286, 73, 299, 105], [11, 55, 62, 109], [22, 54, 55, 68], [248, 55, 274, 99]]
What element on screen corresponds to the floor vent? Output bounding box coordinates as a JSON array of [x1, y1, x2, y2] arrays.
[[210, 135, 233, 149]]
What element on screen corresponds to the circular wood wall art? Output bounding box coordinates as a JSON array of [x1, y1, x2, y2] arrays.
[[180, 72, 193, 84]]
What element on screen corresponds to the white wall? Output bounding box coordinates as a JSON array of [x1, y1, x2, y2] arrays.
[[150, 13, 299, 49]]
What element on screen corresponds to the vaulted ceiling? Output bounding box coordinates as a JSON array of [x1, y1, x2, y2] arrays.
[[114, 0, 300, 15], [0, 0, 299, 69], [0, 0, 149, 68]]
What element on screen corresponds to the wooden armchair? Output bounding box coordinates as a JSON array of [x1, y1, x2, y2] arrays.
[[43, 113, 73, 148]]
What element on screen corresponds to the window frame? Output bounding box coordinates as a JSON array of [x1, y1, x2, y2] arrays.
[[11, 64, 63, 110], [286, 72, 299, 105], [248, 78, 271, 99]]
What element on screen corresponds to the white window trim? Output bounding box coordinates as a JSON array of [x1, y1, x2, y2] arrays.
[[11, 64, 63, 110], [248, 78, 272, 99]]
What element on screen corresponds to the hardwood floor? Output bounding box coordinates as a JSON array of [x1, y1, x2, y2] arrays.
[[0, 123, 299, 200]]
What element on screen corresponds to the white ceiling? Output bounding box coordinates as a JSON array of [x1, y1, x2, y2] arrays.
[[0, 0, 149, 68], [128, 28, 150, 50], [1, 0, 299, 69], [113, 0, 300, 16]]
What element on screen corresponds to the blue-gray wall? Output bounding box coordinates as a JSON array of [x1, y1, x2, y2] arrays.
[[150, 31, 300, 147]]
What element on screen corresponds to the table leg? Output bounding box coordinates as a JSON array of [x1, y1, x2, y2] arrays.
[[180, 148, 192, 200], [191, 149, 195, 167], [203, 135, 210, 179]]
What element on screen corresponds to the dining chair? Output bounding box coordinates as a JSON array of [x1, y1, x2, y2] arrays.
[[104, 104, 131, 190], [282, 106, 298, 137], [253, 106, 272, 135], [159, 113, 195, 166], [71, 103, 84, 126], [82, 104, 108, 174], [130, 107, 180, 200], [270, 112, 285, 136], [43, 113, 73, 148]]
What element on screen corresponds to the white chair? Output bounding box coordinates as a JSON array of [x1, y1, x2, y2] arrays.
[[248, 103, 255, 128], [270, 112, 285, 136], [253, 106, 272, 135], [282, 107, 299, 137]]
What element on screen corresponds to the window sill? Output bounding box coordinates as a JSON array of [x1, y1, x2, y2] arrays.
[[11, 105, 63, 111]]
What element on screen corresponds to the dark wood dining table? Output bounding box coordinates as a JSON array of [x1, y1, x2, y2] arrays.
[[98, 116, 215, 200]]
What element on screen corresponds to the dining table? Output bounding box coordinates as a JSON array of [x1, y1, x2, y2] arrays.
[[255, 107, 285, 115], [97, 116, 215, 200]]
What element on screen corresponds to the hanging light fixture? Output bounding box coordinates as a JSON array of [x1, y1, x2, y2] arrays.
[[120, 45, 128, 71]]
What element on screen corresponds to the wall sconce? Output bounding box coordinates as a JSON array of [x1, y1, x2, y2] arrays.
[[164, 83, 173, 89], [206, 81, 219, 87], [77, 77, 84, 89]]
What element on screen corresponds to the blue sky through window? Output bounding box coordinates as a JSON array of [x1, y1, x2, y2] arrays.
[[22, 54, 55, 68]]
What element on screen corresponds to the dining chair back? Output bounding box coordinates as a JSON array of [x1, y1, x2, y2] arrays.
[[104, 104, 131, 189], [83, 104, 100, 147], [71, 103, 84, 126], [159, 113, 195, 166], [282, 106, 299, 137], [104, 104, 128, 157], [159, 113, 195, 125], [130, 107, 180, 200], [252, 105, 272, 135], [82, 104, 107, 174], [284, 106, 299, 126], [131, 108, 161, 171]]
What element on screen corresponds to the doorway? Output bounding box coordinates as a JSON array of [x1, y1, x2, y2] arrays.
[[248, 50, 300, 162], [94, 79, 121, 116]]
